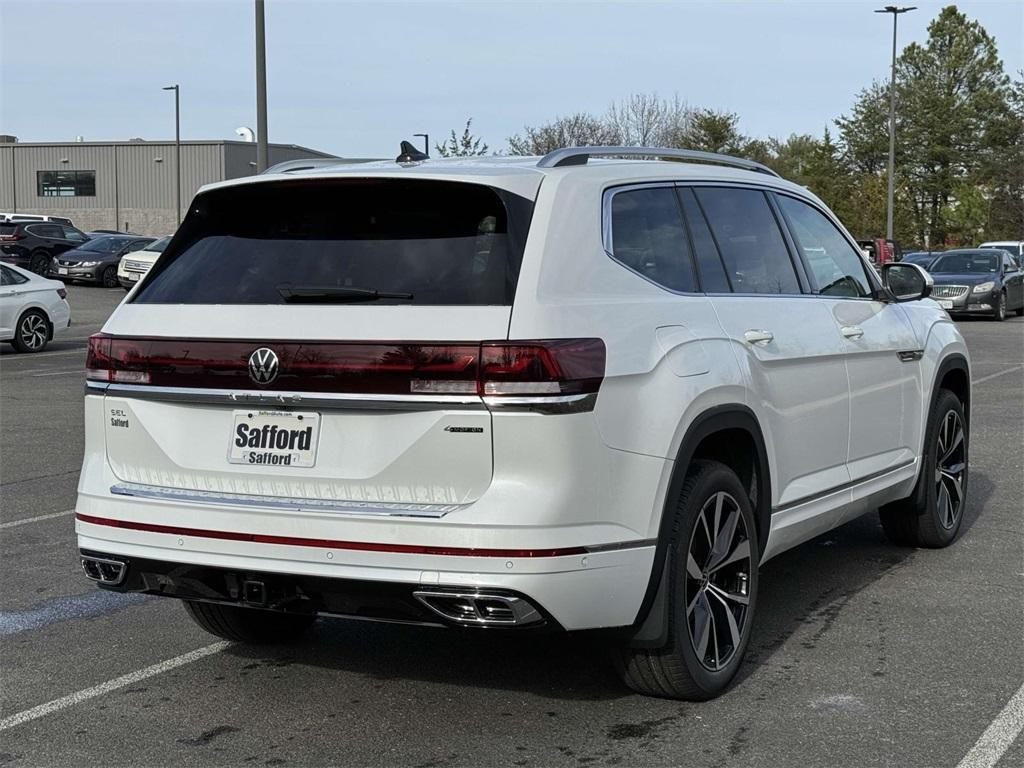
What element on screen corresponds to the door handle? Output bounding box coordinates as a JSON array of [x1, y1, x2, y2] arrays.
[[841, 325, 864, 340], [743, 329, 774, 345]]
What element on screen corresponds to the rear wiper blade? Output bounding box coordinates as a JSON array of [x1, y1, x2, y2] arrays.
[[276, 284, 414, 303]]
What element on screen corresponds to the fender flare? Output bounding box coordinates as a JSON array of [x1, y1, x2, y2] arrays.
[[629, 404, 770, 648]]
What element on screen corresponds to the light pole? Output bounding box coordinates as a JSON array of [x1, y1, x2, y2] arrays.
[[255, 0, 269, 172], [413, 133, 429, 157], [162, 84, 181, 226], [875, 5, 915, 242]]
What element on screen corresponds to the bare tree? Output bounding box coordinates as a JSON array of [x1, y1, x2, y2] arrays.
[[606, 92, 692, 147], [507, 112, 622, 156]]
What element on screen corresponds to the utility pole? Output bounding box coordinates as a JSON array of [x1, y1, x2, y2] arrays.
[[875, 5, 915, 242], [162, 84, 181, 225], [255, 0, 269, 172]]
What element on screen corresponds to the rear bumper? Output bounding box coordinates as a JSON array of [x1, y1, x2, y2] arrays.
[[77, 518, 655, 631], [80, 549, 563, 629]]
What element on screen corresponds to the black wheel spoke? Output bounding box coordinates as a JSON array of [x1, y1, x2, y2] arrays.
[[692, 592, 712, 661], [707, 582, 750, 607], [709, 539, 749, 575], [708, 588, 742, 651]]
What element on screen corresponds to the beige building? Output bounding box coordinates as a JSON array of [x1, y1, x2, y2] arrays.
[[0, 137, 337, 235]]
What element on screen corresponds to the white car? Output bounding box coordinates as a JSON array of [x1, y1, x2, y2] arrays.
[[1, 262, 71, 352], [978, 240, 1024, 262], [117, 236, 171, 290], [76, 146, 970, 700]]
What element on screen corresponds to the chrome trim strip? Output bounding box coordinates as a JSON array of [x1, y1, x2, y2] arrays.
[[109, 482, 464, 518], [90, 382, 486, 411], [584, 538, 657, 554], [482, 393, 597, 414], [771, 459, 917, 515]]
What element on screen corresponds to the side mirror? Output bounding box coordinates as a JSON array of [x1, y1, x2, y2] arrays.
[[882, 262, 933, 302]]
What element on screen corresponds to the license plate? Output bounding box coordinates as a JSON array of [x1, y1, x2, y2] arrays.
[[128, 273, 139, 281], [938, 299, 954, 309], [58, 268, 68, 275], [228, 410, 321, 468]]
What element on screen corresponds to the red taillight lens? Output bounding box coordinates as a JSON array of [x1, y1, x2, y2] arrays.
[[480, 339, 605, 396], [0, 233, 25, 241], [56, 288, 67, 299], [84, 336, 605, 399]]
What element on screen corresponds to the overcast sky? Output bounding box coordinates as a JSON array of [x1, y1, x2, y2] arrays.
[[2, 0, 1021, 157]]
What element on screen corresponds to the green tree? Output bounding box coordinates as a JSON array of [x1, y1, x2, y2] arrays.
[[678, 109, 746, 154], [435, 118, 489, 157], [835, 80, 891, 176], [896, 5, 1012, 244]]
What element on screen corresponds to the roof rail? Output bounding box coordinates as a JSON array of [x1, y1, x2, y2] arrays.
[[536, 146, 780, 177], [261, 157, 343, 175]]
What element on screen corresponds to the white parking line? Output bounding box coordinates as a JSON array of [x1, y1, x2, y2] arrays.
[[956, 681, 1024, 768], [31, 370, 83, 377], [972, 366, 1023, 386], [0, 510, 74, 530], [0, 641, 230, 733]]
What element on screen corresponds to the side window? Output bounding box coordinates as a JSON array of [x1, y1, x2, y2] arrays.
[[677, 188, 732, 292], [129, 240, 151, 252], [776, 195, 873, 298], [608, 186, 696, 293], [2, 265, 28, 285], [694, 187, 801, 295], [0, 266, 10, 286], [62, 226, 87, 243], [28, 224, 60, 239]]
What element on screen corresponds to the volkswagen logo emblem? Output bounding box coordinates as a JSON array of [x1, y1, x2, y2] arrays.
[[248, 347, 280, 385]]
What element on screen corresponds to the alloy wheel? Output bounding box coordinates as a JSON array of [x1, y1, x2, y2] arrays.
[[19, 314, 48, 350], [935, 410, 966, 529], [684, 491, 752, 671]]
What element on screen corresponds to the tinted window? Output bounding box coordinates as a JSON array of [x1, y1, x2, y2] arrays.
[[678, 188, 731, 292], [135, 179, 533, 306], [777, 195, 873, 298], [147, 236, 172, 253], [62, 226, 88, 242], [608, 187, 695, 293], [695, 188, 801, 294], [930, 252, 999, 273], [27, 224, 62, 239], [80, 236, 133, 253], [1, 265, 27, 285]]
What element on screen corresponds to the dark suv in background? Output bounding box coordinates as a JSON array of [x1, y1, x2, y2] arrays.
[[0, 221, 92, 275]]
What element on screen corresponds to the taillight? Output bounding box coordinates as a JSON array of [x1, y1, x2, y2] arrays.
[[0, 233, 24, 241], [479, 340, 605, 397], [84, 336, 605, 400], [56, 288, 67, 299]]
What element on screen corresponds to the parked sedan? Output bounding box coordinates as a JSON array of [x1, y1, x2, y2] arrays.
[[0, 262, 71, 352], [900, 251, 937, 268], [50, 235, 155, 287], [928, 249, 1024, 321]]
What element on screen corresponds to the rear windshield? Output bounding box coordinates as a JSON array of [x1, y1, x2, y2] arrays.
[[134, 179, 534, 305]]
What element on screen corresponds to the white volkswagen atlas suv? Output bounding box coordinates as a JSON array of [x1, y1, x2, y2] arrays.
[[77, 145, 970, 700]]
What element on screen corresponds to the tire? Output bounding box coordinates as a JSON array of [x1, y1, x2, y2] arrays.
[[615, 460, 758, 700], [182, 600, 316, 644], [11, 309, 50, 353], [29, 250, 50, 276], [992, 292, 1006, 321], [879, 389, 967, 548], [101, 265, 118, 287]]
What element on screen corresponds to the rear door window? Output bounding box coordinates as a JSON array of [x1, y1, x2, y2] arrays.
[[607, 186, 696, 293], [134, 179, 533, 306], [677, 188, 732, 293], [694, 187, 801, 295]]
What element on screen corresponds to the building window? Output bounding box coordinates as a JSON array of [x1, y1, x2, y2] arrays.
[[37, 170, 96, 197]]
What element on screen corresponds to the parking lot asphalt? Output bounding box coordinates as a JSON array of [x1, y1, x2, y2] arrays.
[[1, 285, 1022, 767]]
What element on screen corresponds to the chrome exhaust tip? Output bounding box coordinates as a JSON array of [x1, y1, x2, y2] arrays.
[[412, 590, 543, 627], [81, 555, 127, 586]]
